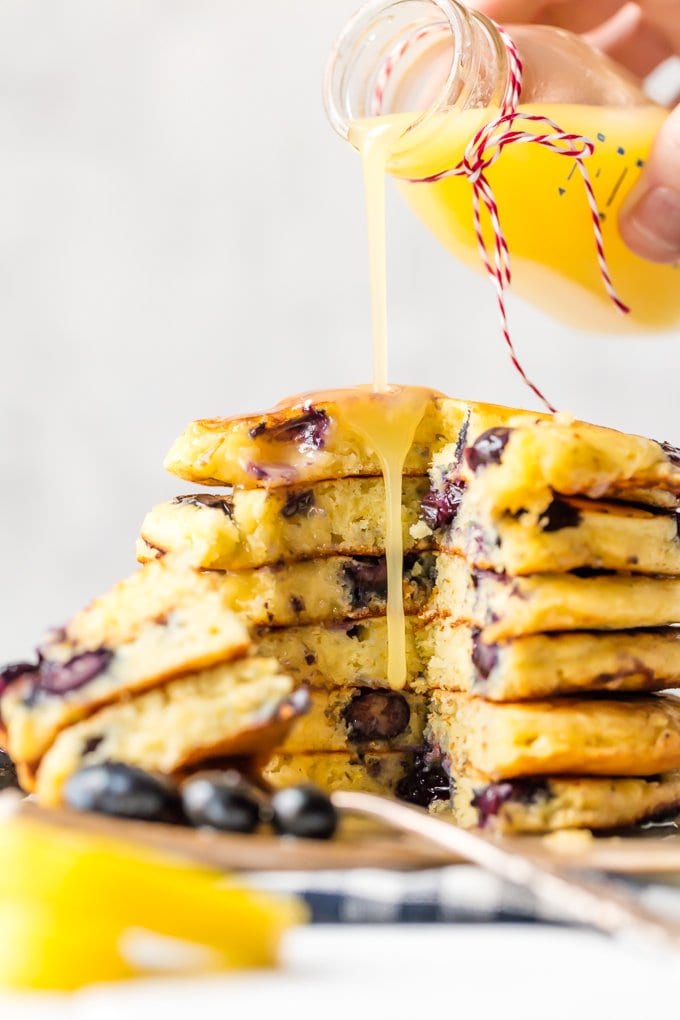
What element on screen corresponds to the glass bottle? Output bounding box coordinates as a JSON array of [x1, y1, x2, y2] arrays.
[[324, 0, 679, 332]]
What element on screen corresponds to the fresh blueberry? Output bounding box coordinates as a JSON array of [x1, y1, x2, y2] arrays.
[[182, 771, 261, 833], [465, 427, 512, 471], [270, 784, 338, 840], [64, 762, 183, 823]]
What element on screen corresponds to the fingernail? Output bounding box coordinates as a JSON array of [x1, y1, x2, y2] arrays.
[[622, 186, 680, 263]]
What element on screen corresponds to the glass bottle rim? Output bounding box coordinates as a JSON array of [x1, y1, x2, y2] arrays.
[[323, 0, 509, 143]]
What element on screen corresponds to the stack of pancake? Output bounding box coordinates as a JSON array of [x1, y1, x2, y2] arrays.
[[421, 411, 680, 832], [5, 388, 680, 836], [0, 557, 301, 804], [137, 392, 457, 800], [141, 391, 680, 832]]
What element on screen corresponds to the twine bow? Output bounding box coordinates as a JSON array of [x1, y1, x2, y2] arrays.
[[372, 22, 630, 413]]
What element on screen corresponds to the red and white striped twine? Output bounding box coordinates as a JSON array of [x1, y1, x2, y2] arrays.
[[372, 21, 630, 413]]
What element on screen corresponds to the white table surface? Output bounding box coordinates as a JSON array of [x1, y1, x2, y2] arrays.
[[1, 923, 675, 1020]]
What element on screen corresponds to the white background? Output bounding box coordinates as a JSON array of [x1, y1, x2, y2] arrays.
[[2, 925, 679, 1020], [0, 0, 678, 658]]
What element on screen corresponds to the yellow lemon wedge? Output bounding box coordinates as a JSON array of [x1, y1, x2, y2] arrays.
[[0, 817, 305, 991]]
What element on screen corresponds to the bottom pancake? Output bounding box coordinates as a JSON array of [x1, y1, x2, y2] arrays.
[[262, 750, 450, 808], [34, 657, 299, 806], [446, 771, 680, 833]]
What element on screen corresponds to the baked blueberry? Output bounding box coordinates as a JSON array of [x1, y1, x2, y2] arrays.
[[270, 784, 337, 839], [396, 750, 450, 808], [472, 779, 551, 826], [471, 629, 499, 682], [660, 440, 680, 467], [342, 557, 388, 610], [281, 490, 315, 518], [539, 499, 582, 533], [249, 407, 330, 451], [246, 462, 298, 483], [38, 649, 113, 696], [344, 689, 410, 742], [182, 771, 261, 833], [171, 494, 233, 516], [0, 661, 39, 697], [420, 479, 466, 530], [0, 751, 18, 791], [465, 427, 512, 471], [64, 762, 183, 823]]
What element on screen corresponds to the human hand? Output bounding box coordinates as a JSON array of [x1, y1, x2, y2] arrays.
[[473, 1, 680, 263]]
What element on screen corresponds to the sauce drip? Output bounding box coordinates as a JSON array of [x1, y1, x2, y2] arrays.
[[352, 118, 408, 392], [334, 386, 433, 690], [345, 117, 433, 689]]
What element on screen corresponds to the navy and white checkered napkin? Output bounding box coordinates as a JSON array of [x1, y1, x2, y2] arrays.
[[248, 867, 680, 926], [248, 866, 569, 924]]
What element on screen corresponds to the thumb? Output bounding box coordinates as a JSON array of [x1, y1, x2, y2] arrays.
[[619, 103, 680, 264]]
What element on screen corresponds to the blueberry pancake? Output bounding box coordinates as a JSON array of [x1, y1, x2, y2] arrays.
[[263, 749, 450, 808], [451, 419, 680, 515], [430, 491, 680, 576], [427, 691, 680, 780], [125, 552, 434, 630], [1, 588, 250, 765], [164, 389, 467, 488], [447, 771, 680, 833], [432, 553, 680, 641], [138, 477, 430, 570], [264, 748, 450, 807], [425, 622, 680, 700], [207, 551, 435, 626], [254, 618, 427, 690], [33, 657, 300, 806], [278, 687, 428, 754]]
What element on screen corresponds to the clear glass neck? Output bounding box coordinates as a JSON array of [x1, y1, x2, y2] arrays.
[[324, 1, 654, 150], [323, 0, 510, 142]]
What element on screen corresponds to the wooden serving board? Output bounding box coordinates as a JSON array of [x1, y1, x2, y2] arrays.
[[10, 794, 680, 876]]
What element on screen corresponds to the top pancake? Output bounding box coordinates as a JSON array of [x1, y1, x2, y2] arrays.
[[163, 391, 524, 488]]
